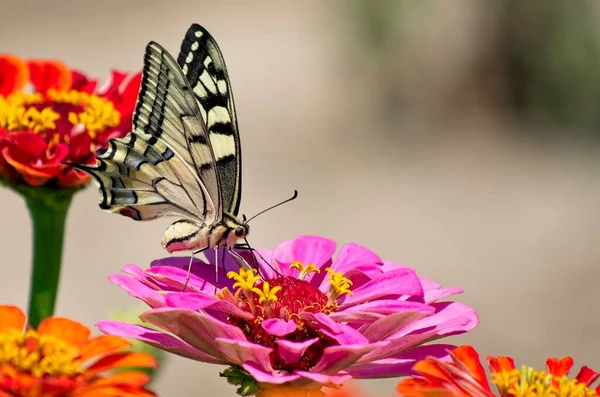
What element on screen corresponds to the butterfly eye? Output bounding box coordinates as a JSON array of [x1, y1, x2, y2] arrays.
[[234, 226, 245, 237]]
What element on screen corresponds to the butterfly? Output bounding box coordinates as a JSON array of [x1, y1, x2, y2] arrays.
[[66, 24, 268, 268]]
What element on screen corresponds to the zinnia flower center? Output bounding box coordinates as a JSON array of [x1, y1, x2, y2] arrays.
[[0, 329, 82, 377], [0, 88, 120, 144], [493, 367, 597, 397], [222, 263, 353, 373]]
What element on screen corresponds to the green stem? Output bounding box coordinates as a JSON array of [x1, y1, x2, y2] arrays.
[[23, 187, 75, 328]]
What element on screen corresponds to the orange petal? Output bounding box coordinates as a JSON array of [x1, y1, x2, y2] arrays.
[[0, 305, 26, 332], [546, 357, 574, 377], [26, 59, 72, 94], [37, 317, 90, 345], [487, 355, 515, 373], [85, 352, 156, 378], [80, 335, 131, 362], [71, 386, 155, 397], [413, 359, 452, 381], [0, 55, 28, 95], [452, 346, 491, 391], [86, 372, 150, 388], [396, 377, 436, 397]]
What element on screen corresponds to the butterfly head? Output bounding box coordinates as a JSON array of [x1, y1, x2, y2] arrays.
[[234, 214, 250, 238], [234, 224, 249, 238]]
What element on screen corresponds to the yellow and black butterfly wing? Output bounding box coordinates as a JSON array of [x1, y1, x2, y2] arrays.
[[178, 24, 242, 216], [68, 41, 221, 226]]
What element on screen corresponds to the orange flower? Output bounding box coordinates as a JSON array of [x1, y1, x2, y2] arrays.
[[396, 345, 599, 397], [0, 305, 156, 397]]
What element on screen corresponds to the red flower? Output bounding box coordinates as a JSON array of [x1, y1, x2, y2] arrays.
[[0, 305, 156, 397], [396, 345, 600, 397], [0, 54, 140, 187]]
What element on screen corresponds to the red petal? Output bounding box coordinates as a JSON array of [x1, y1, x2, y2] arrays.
[[96, 70, 127, 98], [0, 54, 28, 95], [576, 366, 600, 387], [2, 146, 54, 186], [27, 59, 72, 94], [57, 167, 91, 187], [119, 71, 141, 110], [6, 131, 48, 157], [71, 70, 97, 93], [546, 357, 574, 377], [487, 356, 515, 373]]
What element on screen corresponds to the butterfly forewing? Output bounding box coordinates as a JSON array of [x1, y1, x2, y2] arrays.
[[69, 41, 221, 227], [178, 24, 242, 216]]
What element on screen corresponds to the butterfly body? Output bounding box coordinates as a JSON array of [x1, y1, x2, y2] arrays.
[[67, 24, 250, 259], [161, 214, 248, 253]]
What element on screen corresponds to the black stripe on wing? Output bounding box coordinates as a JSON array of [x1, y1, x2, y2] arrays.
[[177, 24, 242, 216]]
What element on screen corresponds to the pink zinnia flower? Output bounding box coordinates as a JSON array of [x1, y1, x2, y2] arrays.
[[98, 236, 478, 393]]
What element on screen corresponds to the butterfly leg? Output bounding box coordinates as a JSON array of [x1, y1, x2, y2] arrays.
[[182, 246, 209, 292], [228, 248, 252, 270], [214, 247, 220, 285]]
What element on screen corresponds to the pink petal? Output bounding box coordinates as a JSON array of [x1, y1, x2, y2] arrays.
[[420, 279, 464, 303], [361, 311, 433, 342], [96, 320, 224, 364], [339, 268, 424, 307], [262, 318, 297, 337], [276, 338, 319, 364], [242, 361, 301, 384], [294, 371, 352, 386], [314, 243, 382, 292], [300, 313, 369, 345], [393, 302, 479, 338], [329, 243, 382, 276], [274, 236, 336, 276], [357, 329, 440, 363], [108, 274, 166, 308], [329, 300, 434, 323], [165, 292, 253, 320], [346, 344, 455, 378], [311, 344, 386, 375], [215, 338, 274, 372], [140, 308, 247, 363], [149, 256, 230, 292]]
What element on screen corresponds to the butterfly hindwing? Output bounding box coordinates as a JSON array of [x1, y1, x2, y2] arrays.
[[178, 23, 242, 216]]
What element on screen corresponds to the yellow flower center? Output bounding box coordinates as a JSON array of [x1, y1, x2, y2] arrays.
[[0, 329, 82, 377], [0, 89, 120, 140], [492, 366, 597, 397]]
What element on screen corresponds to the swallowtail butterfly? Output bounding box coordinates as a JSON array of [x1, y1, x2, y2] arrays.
[[67, 24, 271, 266]]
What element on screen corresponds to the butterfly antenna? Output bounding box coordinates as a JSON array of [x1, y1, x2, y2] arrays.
[[245, 190, 298, 224]]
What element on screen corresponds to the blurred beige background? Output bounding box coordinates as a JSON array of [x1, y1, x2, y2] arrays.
[[2, 1, 600, 396]]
